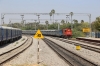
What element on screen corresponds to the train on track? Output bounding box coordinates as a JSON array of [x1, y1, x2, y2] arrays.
[[0, 26, 22, 45], [22, 28, 72, 38]]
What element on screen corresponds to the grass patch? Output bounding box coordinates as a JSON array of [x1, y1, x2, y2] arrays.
[[14, 42, 19, 46], [42, 64, 47, 66], [22, 38, 25, 41], [16, 42, 19, 44], [70, 38, 76, 40]]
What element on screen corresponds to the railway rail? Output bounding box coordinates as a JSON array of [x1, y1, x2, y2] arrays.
[[50, 37, 100, 53], [0, 35, 33, 65], [43, 38, 97, 66], [76, 38, 100, 46]]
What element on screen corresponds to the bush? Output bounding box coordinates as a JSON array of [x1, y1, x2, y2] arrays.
[[72, 29, 85, 38]]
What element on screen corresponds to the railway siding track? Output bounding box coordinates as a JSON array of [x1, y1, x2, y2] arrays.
[[0, 36, 33, 65], [43, 38, 97, 66], [76, 37, 100, 44], [76, 38, 100, 46], [0, 37, 28, 56], [51, 37, 100, 53]]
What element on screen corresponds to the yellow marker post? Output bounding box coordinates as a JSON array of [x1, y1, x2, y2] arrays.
[[76, 45, 81, 50], [34, 29, 44, 64]]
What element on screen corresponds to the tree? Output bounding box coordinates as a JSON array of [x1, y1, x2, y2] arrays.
[[91, 21, 96, 31], [93, 16, 100, 31], [94, 22, 100, 31], [61, 20, 65, 25], [73, 19, 78, 28], [96, 16, 100, 22], [48, 23, 57, 29], [51, 9, 55, 23], [72, 29, 85, 38], [81, 20, 84, 23], [73, 19, 78, 24]]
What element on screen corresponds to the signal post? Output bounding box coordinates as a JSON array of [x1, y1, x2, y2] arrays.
[[34, 29, 44, 64]]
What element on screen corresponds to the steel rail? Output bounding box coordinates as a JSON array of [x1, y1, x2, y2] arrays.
[[43, 38, 97, 66], [51, 37, 100, 53], [0, 36, 33, 65]]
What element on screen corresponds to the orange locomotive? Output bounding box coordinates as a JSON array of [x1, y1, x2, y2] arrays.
[[62, 28, 72, 38]]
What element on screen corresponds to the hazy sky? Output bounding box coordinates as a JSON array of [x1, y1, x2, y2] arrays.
[[0, 0, 100, 24]]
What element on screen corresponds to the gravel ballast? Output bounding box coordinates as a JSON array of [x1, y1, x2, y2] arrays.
[[45, 37, 100, 65], [0, 36, 27, 55], [3, 37, 69, 66]]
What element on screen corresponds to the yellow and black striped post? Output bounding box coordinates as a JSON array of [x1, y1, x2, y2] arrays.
[[37, 39, 39, 64]]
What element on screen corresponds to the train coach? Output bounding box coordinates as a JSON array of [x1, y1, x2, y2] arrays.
[[0, 26, 22, 45], [22, 28, 72, 38]]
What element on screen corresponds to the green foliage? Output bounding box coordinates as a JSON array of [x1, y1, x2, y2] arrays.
[[16, 42, 19, 44], [72, 22, 89, 38], [61, 20, 65, 24], [51, 9, 55, 14], [22, 38, 25, 41], [81, 20, 84, 23], [72, 29, 85, 38], [8, 20, 93, 38], [7, 17, 100, 38], [94, 21, 100, 31], [73, 19, 78, 23], [48, 23, 58, 29], [60, 23, 71, 29], [92, 16, 100, 31]]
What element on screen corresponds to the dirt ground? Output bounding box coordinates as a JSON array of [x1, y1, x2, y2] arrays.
[[4, 63, 47, 66]]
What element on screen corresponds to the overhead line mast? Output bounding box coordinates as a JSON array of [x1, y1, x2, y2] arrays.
[[1, 13, 91, 37]]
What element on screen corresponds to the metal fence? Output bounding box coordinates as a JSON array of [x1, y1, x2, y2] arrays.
[[91, 32, 100, 38]]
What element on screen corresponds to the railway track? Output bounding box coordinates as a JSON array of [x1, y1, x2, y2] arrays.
[[76, 39, 100, 46], [50, 37, 100, 53], [0, 36, 33, 65], [76, 38, 100, 46], [43, 38, 97, 66]]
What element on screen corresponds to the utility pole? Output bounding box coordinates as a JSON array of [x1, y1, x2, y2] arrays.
[[21, 15, 24, 27], [58, 23, 60, 30], [66, 15, 70, 23], [89, 14, 91, 37], [34, 20, 37, 30], [9, 20, 11, 27], [24, 20, 26, 27], [1, 14, 5, 26], [70, 12, 73, 30], [37, 15, 40, 23], [37, 15, 40, 29], [55, 20, 59, 30]]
